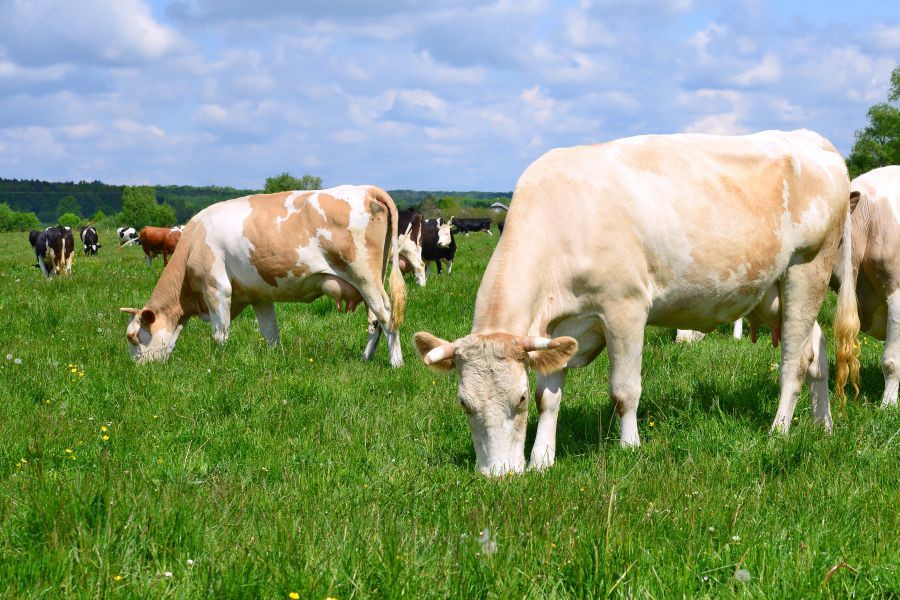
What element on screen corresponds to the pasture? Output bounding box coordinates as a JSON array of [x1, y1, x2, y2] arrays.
[[0, 228, 897, 598]]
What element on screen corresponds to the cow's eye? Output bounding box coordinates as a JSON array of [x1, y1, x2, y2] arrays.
[[518, 392, 527, 406]]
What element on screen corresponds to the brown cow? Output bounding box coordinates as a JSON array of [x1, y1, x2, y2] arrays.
[[137, 226, 182, 266], [121, 185, 406, 366]]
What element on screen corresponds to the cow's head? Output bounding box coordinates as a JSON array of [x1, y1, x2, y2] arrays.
[[120, 307, 184, 362], [436, 218, 453, 248], [398, 224, 427, 287], [28, 230, 41, 248], [414, 331, 577, 476]]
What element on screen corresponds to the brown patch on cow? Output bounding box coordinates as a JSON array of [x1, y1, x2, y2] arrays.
[[244, 191, 364, 287], [315, 193, 356, 265]]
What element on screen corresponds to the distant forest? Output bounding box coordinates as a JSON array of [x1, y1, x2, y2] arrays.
[[0, 178, 512, 225]]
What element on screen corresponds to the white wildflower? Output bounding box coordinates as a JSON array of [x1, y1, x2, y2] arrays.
[[734, 569, 751, 582]]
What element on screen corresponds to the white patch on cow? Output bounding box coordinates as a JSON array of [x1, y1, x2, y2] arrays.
[[316, 227, 333, 241], [293, 236, 333, 278], [336, 186, 373, 276], [277, 191, 304, 227], [308, 193, 327, 220]]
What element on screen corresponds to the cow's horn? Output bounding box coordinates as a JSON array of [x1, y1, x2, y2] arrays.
[[424, 343, 456, 365], [120, 307, 140, 315], [523, 336, 553, 350]]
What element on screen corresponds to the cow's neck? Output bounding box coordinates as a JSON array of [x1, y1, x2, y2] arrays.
[[471, 228, 555, 336], [146, 251, 192, 327]]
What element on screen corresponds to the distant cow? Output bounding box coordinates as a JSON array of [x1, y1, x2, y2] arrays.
[[421, 218, 456, 275], [80, 226, 100, 255], [497, 220, 505, 234], [831, 166, 900, 408], [450, 217, 492, 235], [398, 223, 427, 287], [397, 208, 427, 286], [117, 227, 138, 246], [121, 185, 406, 367], [29, 225, 74, 278], [137, 226, 182, 266]]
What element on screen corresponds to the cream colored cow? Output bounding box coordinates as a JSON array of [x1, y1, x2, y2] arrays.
[[416, 130, 860, 476], [832, 166, 900, 407], [121, 185, 406, 366]]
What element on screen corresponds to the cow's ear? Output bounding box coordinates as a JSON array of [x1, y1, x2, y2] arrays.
[[140, 308, 156, 326], [414, 332, 457, 372], [525, 336, 578, 375], [849, 191, 863, 214]]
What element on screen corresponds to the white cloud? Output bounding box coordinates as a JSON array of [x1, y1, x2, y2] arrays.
[[731, 53, 781, 86], [0, 0, 185, 67]]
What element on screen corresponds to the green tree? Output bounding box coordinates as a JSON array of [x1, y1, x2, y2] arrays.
[[14, 211, 41, 231], [56, 194, 82, 219], [847, 65, 900, 178], [121, 186, 169, 229], [264, 172, 322, 193], [58, 212, 81, 228], [91, 209, 107, 223]]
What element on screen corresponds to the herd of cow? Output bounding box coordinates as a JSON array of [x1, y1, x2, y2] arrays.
[[22, 129, 900, 476]]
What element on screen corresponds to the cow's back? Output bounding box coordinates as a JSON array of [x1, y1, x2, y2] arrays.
[[487, 130, 849, 327], [185, 186, 391, 299]]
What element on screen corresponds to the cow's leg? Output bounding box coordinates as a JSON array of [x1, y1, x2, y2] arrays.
[[145, 253, 152, 267], [880, 291, 900, 407], [204, 277, 232, 344], [733, 318, 744, 339], [65, 252, 73, 273], [804, 321, 832, 430], [529, 370, 565, 470], [163, 251, 169, 266], [485, 229, 493, 236], [604, 304, 648, 447], [253, 302, 280, 345], [363, 308, 382, 360], [358, 284, 402, 367], [435, 259, 442, 275], [771, 259, 830, 433], [447, 259, 453, 275], [38, 258, 50, 278]]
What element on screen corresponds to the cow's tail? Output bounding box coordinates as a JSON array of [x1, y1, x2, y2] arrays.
[[386, 198, 406, 331], [834, 205, 860, 408]]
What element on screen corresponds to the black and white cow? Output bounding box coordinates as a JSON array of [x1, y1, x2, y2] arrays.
[[422, 218, 457, 275], [80, 225, 101, 255], [117, 227, 139, 246], [450, 217, 492, 235], [29, 225, 75, 278]]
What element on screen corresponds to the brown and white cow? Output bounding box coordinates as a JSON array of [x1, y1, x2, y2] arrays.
[[831, 166, 900, 408], [397, 208, 427, 286], [134, 226, 182, 266], [416, 130, 859, 476], [121, 185, 406, 366]]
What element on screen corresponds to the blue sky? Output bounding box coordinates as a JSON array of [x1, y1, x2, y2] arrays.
[[0, 0, 897, 191]]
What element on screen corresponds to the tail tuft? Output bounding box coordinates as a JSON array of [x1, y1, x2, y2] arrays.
[[834, 207, 861, 409], [389, 266, 406, 330]]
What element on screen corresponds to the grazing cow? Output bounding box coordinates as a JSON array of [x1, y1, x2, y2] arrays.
[[398, 222, 427, 287], [118, 227, 139, 245], [497, 220, 505, 234], [137, 226, 182, 266], [831, 166, 900, 408], [121, 185, 406, 366], [29, 225, 75, 278], [80, 225, 100, 255], [415, 130, 859, 476], [451, 216, 492, 235], [421, 218, 456, 275]]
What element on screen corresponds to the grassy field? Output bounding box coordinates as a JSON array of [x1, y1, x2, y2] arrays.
[[0, 228, 897, 598]]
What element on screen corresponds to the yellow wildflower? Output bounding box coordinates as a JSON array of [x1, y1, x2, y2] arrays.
[[113, 575, 123, 581], [65, 448, 73, 454], [102, 435, 109, 441], [100, 426, 108, 432], [288, 594, 300, 600], [157, 458, 163, 464], [79, 372, 85, 377]]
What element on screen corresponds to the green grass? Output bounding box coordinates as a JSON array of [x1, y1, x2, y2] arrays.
[[0, 229, 897, 598]]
